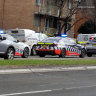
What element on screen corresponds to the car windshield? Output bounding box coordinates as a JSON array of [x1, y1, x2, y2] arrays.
[[67, 38, 76, 44], [2, 34, 17, 42], [42, 37, 61, 43], [63, 37, 76, 44]]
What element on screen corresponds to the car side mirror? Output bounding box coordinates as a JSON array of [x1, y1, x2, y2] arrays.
[[17, 40, 19, 42], [75, 43, 77, 45]]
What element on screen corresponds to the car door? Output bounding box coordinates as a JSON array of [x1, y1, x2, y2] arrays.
[[4, 34, 24, 55], [13, 41, 24, 56], [0, 35, 7, 54], [64, 38, 81, 55]]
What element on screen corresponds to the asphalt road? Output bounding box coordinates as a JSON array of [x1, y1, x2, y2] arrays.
[[0, 70, 96, 96], [0, 54, 96, 60], [13, 55, 96, 60]]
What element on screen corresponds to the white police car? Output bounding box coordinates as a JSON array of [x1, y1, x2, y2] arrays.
[[36, 37, 86, 58], [0, 33, 31, 59]]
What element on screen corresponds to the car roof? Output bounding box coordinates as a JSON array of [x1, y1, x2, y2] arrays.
[[41, 37, 70, 42], [43, 37, 64, 40], [45, 37, 71, 40]]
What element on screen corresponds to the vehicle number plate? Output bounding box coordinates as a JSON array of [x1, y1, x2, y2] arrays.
[[43, 45, 47, 48]]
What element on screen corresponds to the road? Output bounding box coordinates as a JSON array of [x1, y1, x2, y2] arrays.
[[14, 55, 96, 60], [0, 70, 96, 96], [0, 54, 96, 60]]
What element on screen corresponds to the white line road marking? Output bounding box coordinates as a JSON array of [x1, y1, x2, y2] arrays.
[[0, 90, 52, 96], [0, 85, 96, 96], [66, 85, 96, 90], [0, 88, 64, 96]]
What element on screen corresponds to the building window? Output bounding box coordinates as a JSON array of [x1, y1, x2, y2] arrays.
[[36, 0, 42, 6], [45, 18, 53, 28], [68, 0, 72, 9], [34, 15, 41, 26]]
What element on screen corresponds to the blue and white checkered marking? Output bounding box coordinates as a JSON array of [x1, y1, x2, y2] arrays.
[[66, 46, 81, 54]]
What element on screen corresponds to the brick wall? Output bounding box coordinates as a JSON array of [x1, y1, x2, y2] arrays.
[[0, 0, 38, 30], [1, 0, 89, 37], [74, 13, 88, 38], [74, 9, 92, 38]]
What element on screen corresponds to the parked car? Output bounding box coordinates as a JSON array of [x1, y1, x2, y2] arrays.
[[0, 33, 31, 59], [86, 36, 96, 57], [36, 37, 86, 58], [77, 34, 96, 57], [77, 34, 96, 45], [6, 29, 48, 55]]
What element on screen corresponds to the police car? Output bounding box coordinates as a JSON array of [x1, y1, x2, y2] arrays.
[[0, 32, 31, 59], [36, 36, 86, 58], [6, 29, 48, 55], [86, 36, 96, 57]]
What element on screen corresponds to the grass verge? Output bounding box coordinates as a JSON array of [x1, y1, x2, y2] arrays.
[[0, 59, 96, 67]]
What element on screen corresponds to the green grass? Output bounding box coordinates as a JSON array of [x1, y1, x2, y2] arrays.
[[0, 59, 96, 67]]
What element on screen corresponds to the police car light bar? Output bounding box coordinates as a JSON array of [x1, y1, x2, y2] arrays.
[[61, 34, 68, 37], [0, 30, 5, 34]]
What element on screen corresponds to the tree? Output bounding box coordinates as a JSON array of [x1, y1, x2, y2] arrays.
[[54, 0, 82, 36]]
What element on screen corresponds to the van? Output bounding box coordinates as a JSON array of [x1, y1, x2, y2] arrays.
[[77, 34, 96, 45], [6, 29, 48, 55]]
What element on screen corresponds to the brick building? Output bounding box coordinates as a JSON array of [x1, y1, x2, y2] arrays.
[[0, 0, 37, 30], [0, 0, 59, 35], [0, 0, 93, 38], [74, 0, 95, 38], [0, 0, 76, 37]]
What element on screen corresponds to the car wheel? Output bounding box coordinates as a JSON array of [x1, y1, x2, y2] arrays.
[[79, 48, 86, 58], [59, 48, 66, 58], [87, 53, 92, 57], [39, 54, 46, 57], [22, 47, 29, 58], [4, 47, 15, 60], [31, 46, 36, 56]]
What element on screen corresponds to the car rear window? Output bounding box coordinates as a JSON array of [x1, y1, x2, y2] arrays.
[[42, 37, 61, 43]]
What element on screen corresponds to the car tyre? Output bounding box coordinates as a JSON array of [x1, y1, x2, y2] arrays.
[[79, 48, 86, 58], [4, 47, 15, 60], [22, 47, 29, 58], [87, 53, 92, 57], [39, 54, 46, 57], [59, 48, 66, 58], [31, 46, 37, 56]]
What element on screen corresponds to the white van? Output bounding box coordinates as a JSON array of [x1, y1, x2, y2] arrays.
[[6, 29, 48, 55], [77, 34, 96, 44]]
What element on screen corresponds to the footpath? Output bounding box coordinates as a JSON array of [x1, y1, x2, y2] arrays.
[[0, 66, 96, 74]]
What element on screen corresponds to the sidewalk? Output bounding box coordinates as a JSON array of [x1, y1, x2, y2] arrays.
[[0, 66, 96, 74]]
